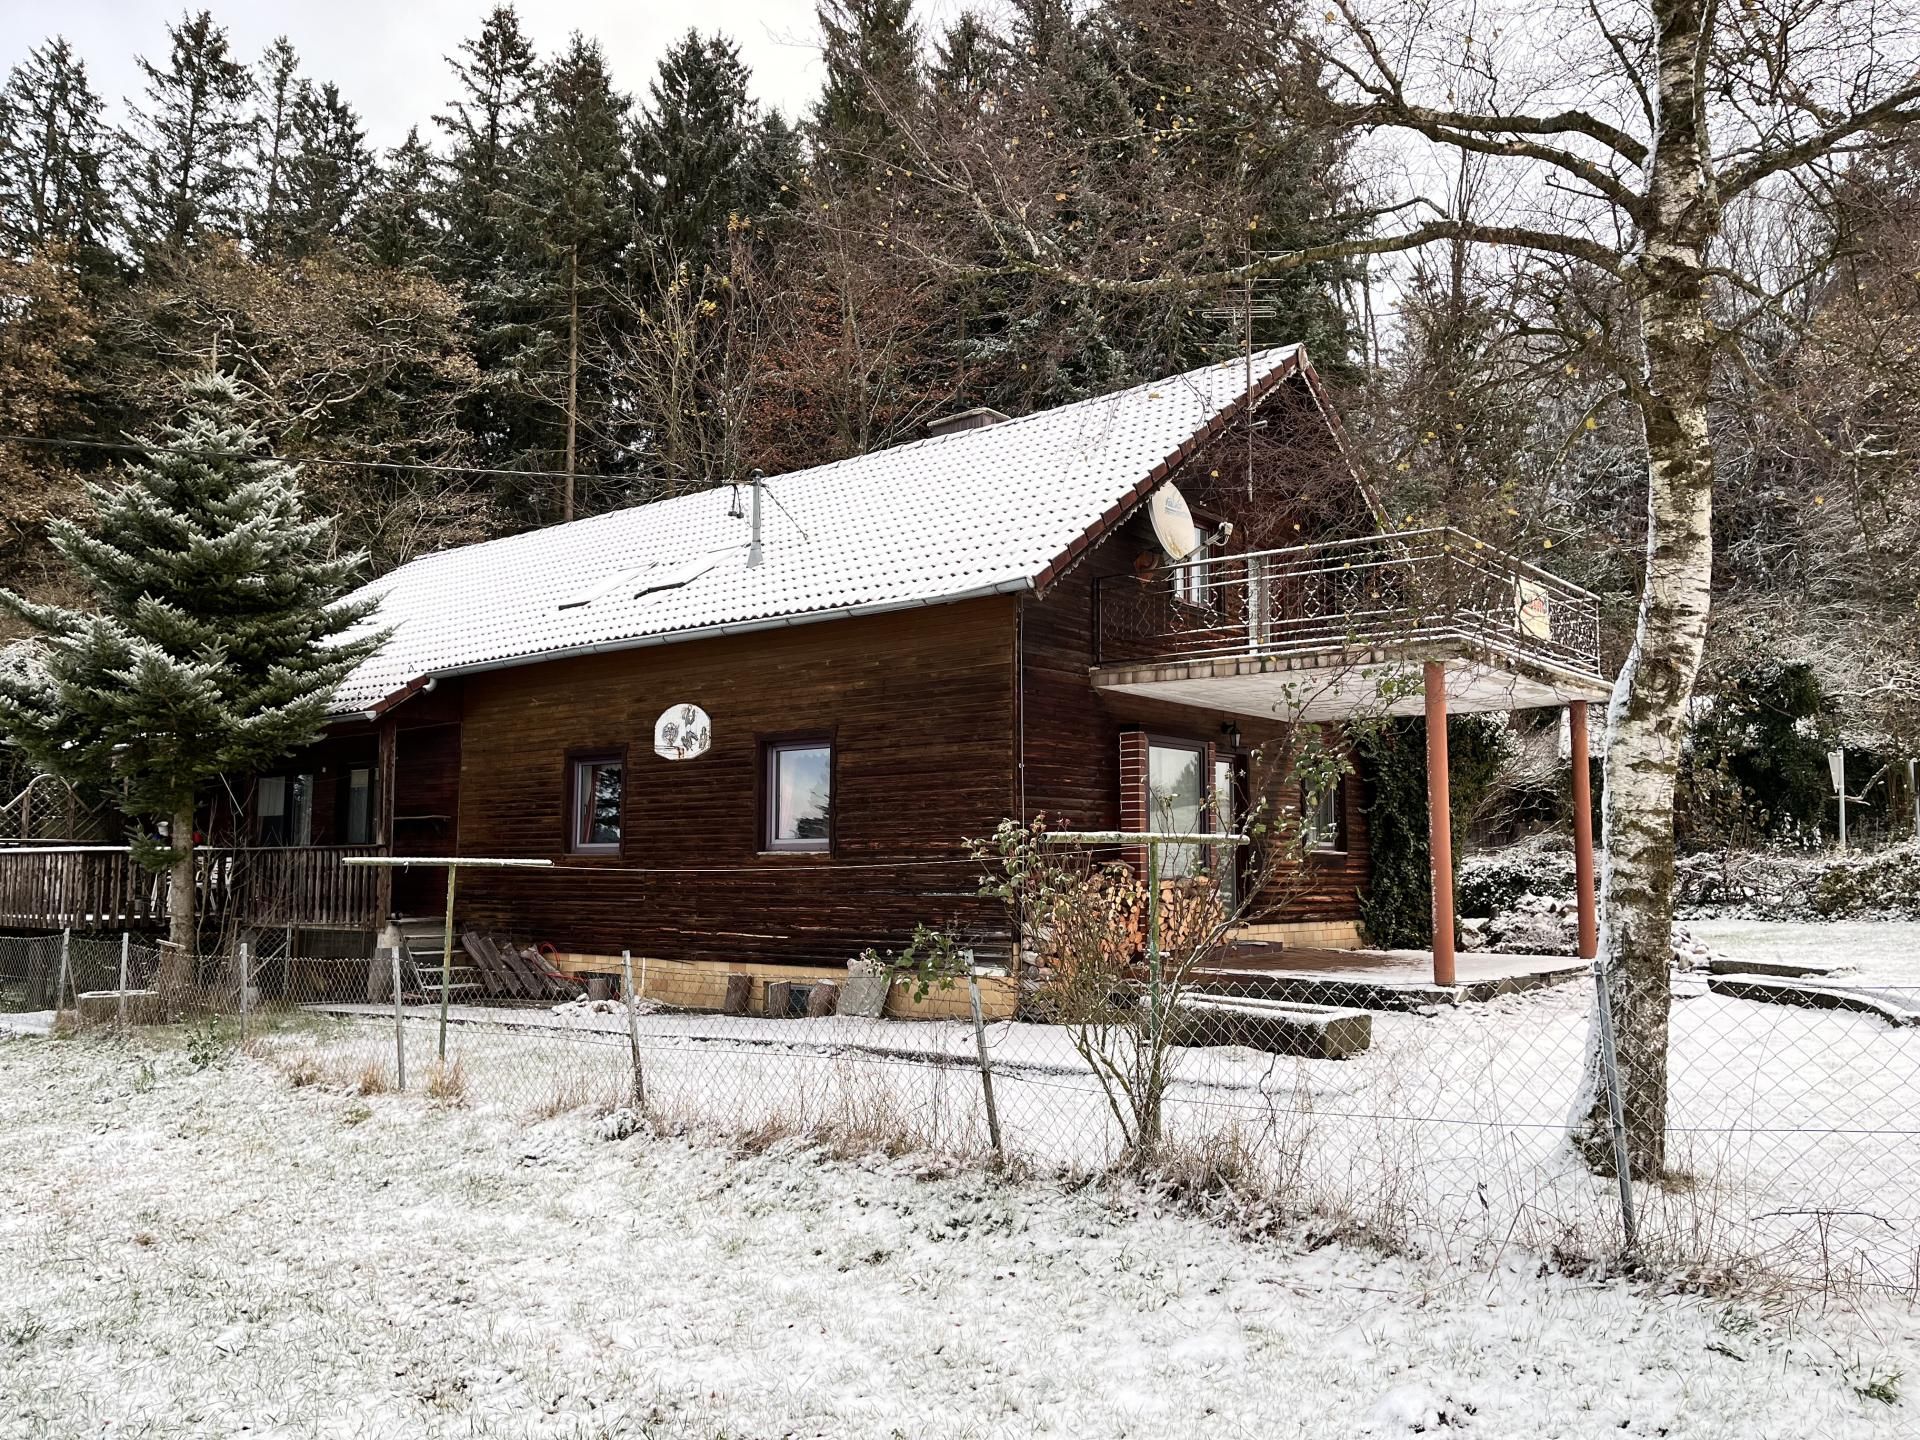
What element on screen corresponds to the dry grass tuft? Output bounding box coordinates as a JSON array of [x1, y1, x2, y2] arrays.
[[351, 1058, 392, 1096], [425, 1058, 469, 1106]]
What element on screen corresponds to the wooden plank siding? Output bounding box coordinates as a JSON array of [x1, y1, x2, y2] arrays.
[[1016, 417, 1375, 929], [449, 596, 1019, 965]]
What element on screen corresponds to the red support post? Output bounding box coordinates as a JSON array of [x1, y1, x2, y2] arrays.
[[1569, 701, 1599, 961], [1423, 662, 1456, 987]]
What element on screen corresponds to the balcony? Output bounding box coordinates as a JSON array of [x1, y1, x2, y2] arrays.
[[1092, 528, 1609, 719]]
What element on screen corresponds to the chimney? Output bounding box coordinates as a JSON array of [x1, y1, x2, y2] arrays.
[[925, 406, 1011, 438]]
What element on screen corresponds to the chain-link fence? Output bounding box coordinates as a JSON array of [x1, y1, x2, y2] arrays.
[[4, 927, 1917, 1296]]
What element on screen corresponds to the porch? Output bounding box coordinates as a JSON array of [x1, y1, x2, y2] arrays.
[[0, 843, 387, 934], [1096, 528, 1610, 985]]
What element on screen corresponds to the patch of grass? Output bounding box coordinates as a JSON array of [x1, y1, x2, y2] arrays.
[[1850, 1365, 1901, 1406], [425, 1058, 469, 1106]]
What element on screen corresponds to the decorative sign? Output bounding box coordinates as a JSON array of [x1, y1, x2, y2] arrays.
[[654, 703, 712, 761], [1513, 578, 1553, 640]]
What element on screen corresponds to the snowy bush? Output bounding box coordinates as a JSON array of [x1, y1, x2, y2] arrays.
[[1456, 835, 1575, 919]]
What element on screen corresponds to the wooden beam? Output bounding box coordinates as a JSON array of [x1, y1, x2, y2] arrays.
[[1569, 701, 1599, 961], [375, 715, 397, 922]]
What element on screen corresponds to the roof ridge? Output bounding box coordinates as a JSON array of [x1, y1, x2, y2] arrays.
[[361, 346, 1304, 591]]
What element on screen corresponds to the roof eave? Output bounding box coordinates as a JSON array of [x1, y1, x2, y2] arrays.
[[326, 576, 1038, 721]]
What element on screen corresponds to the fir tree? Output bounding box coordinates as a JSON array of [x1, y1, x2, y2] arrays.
[[432, 5, 537, 290], [283, 82, 371, 254], [811, 0, 919, 180], [632, 31, 782, 274], [0, 374, 383, 958], [507, 35, 634, 518], [121, 10, 256, 253], [355, 129, 439, 270], [0, 37, 117, 265], [248, 37, 302, 257]]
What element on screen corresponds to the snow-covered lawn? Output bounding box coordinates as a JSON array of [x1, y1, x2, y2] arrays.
[[230, 921, 1920, 1290], [1, 1032, 1916, 1439]]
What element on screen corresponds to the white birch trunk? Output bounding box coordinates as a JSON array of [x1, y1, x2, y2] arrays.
[[1571, 0, 1719, 1179]]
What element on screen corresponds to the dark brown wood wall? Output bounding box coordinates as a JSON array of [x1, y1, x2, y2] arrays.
[[1017, 407, 1375, 927], [450, 596, 1019, 963]]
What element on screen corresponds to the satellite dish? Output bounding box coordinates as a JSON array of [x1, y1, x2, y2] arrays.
[[1148, 483, 1201, 561], [654, 703, 712, 761]]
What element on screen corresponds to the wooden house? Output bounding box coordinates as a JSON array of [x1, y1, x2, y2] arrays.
[[0, 348, 1608, 996]]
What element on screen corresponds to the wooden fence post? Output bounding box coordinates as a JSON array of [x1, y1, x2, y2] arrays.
[[620, 949, 647, 1110], [969, 974, 1005, 1167]]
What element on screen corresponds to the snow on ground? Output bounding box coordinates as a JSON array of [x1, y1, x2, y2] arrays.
[[1, 1032, 1916, 1440], [1692, 919, 1920, 984], [257, 922, 1920, 1289]]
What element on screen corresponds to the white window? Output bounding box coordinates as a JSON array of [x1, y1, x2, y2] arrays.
[[764, 740, 832, 852], [1171, 543, 1212, 608], [571, 755, 624, 854], [1147, 739, 1206, 878], [258, 774, 313, 847], [1304, 779, 1344, 852]]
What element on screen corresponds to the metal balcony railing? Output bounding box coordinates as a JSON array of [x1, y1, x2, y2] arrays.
[[1093, 528, 1603, 680]]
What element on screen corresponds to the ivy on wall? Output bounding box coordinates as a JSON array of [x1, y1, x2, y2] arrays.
[[1356, 714, 1510, 948]]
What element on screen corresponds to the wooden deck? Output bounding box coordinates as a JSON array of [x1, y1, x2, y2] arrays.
[[0, 843, 385, 933]]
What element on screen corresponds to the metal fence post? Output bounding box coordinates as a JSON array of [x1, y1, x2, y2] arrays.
[[1592, 960, 1639, 1254], [117, 932, 130, 1033], [55, 928, 70, 1017], [390, 945, 407, 1091], [620, 949, 646, 1110], [968, 974, 1005, 1167], [237, 941, 250, 1043]]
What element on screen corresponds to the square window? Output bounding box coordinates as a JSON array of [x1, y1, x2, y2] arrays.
[[571, 755, 624, 854], [764, 740, 832, 852]]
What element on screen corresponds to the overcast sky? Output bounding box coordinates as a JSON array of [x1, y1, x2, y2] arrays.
[[1, 2, 860, 151]]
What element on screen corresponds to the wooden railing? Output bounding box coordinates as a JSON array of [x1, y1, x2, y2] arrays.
[[0, 847, 164, 930], [227, 845, 384, 929], [0, 843, 385, 933]]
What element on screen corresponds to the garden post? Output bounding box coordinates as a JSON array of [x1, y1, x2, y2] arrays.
[[968, 974, 1005, 1166], [620, 949, 646, 1109], [1424, 663, 1456, 986], [390, 945, 407, 1091]]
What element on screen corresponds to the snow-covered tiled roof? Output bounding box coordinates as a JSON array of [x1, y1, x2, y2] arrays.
[[329, 346, 1307, 716]]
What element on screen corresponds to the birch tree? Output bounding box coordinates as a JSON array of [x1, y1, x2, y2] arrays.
[[884, 0, 1920, 1177]]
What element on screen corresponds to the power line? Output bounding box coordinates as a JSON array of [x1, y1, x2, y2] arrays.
[[0, 431, 633, 485]]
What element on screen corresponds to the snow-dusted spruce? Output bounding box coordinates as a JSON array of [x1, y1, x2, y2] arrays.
[[893, 0, 1920, 1181], [0, 374, 382, 970]]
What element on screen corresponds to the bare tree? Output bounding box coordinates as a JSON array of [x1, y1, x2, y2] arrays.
[[883, 0, 1920, 1177]]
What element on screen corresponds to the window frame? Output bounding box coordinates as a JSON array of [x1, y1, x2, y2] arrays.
[[565, 746, 628, 857], [1303, 776, 1346, 856], [343, 765, 376, 846], [256, 772, 314, 848], [759, 732, 836, 855]]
